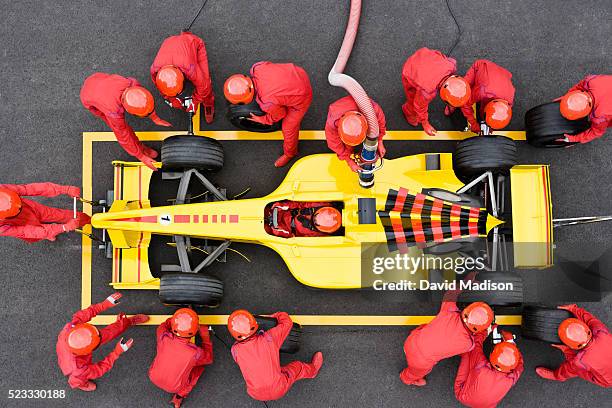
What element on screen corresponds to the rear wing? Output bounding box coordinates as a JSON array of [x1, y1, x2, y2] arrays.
[[510, 165, 553, 268]]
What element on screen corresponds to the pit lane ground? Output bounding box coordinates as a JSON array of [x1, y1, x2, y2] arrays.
[[0, 1, 611, 407]]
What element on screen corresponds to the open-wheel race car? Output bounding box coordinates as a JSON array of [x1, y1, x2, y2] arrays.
[[90, 130, 554, 307]]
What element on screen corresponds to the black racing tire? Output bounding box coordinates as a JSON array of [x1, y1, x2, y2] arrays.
[[453, 136, 517, 183], [159, 273, 224, 307], [255, 315, 302, 354], [161, 135, 224, 172], [525, 102, 590, 148], [226, 102, 282, 133], [521, 305, 572, 343], [458, 272, 523, 307]]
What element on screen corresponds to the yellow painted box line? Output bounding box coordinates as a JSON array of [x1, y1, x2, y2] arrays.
[[90, 314, 522, 326], [84, 129, 527, 142], [81, 128, 526, 324]]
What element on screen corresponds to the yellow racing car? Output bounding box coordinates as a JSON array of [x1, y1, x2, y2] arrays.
[[91, 134, 553, 307]]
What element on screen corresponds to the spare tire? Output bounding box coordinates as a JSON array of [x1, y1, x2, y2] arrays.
[[255, 315, 302, 354], [159, 273, 223, 307], [521, 305, 572, 343], [453, 136, 517, 183], [161, 135, 224, 172], [227, 102, 282, 133], [458, 272, 523, 307], [525, 102, 589, 148]]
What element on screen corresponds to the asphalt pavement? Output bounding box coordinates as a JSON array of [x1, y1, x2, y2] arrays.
[[0, 1, 610, 407]]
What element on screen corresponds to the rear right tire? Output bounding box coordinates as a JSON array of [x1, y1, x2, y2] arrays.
[[521, 305, 572, 343], [453, 136, 517, 183], [525, 102, 589, 148]]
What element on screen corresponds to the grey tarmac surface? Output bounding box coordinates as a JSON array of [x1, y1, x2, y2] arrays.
[[0, 1, 611, 407]]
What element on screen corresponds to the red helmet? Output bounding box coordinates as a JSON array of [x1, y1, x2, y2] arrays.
[[490, 341, 521, 372], [67, 323, 101, 355], [560, 90, 593, 120], [461, 302, 494, 333], [338, 111, 368, 146], [313, 207, 342, 233], [558, 318, 592, 350], [155, 65, 184, 97], [484, 99, 512, 129], [224, 74, 254, 105], [121, 86, 155, 117], [439, 75, 471, 107], [228, 309, 258, 341], [0, 188, 21, 219], [170, 308, 200, 338]]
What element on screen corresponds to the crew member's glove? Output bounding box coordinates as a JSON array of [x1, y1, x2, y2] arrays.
[[165, 97, 184, 110], [62, 218, 80, 232], [103, 292, 122, 307], [377, 140, 386, 158], [501, 330, 516, 342], [143, 146, 159, 160], [199, 325, 211, 340], [77, 213, 91, 227], [444, 106, 456, 116], [65, 186, 81, 198], [115, 338, 133, 354], [469, 121, 481, 133], [551, 343, 577, 359], [248, 113, 267, 124], [557, 304, 576, 312], [422, 121, 437, 136], [556, 135, 578, 148], [346, 158, 361, 173], [203, 105, 214, 124], [138, 155, 158, 172]]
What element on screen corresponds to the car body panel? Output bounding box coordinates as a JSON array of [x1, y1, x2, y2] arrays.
[[93, 153, 549, 290]]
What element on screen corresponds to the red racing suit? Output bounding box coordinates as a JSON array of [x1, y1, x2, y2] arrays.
[[400, 300, 475, 384], [150, 32, 214, 109], [80, 73, 153, 163], [545, 305, 612, 387], [401, 48, 456, 125], [149, 319, 213, 397], [459, 59, 515, 130], [454, 332, 524, 408], [250, 62, 313, 157], [267, 201, 332, 238], [231, 312, 319, 401], [56, 300, 132, 389], [0, 183, 87, 243], [325, 96, 386, 160], [565, 75, 612, 143]]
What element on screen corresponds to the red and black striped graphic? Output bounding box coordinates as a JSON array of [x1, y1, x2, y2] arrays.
[[378, 187, 488, 253]]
